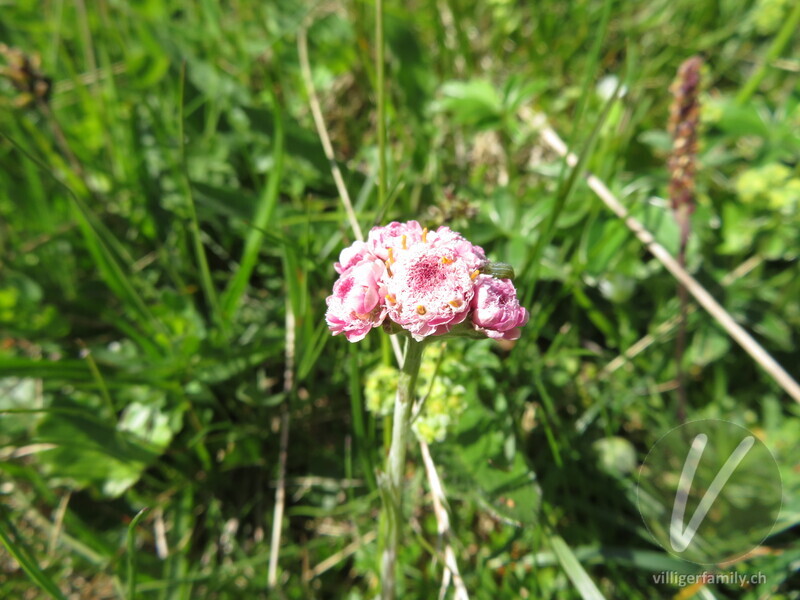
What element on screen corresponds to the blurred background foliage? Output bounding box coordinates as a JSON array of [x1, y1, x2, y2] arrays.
[[0, 0, 799, 597]]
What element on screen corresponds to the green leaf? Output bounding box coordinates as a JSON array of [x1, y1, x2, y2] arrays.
[[221, 94, 285, 322], [0, 377, 41, 438], [584, 218, 629, 276], [716, 100, 769, 137], [436, 79, 504, 129], [637, 130, 672, 152], [297, 320, 332, 381], [687, 323, 731, 367], [34, 397, 162, 497], [717, 202, 760, 255]]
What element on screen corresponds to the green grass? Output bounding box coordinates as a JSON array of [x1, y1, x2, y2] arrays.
[[1, 0, 800, 598]]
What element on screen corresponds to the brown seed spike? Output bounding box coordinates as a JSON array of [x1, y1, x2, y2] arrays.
[[668, 56, 702, 218], [416, 305, 427, 315]]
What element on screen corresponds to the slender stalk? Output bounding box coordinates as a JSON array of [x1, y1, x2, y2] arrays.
[[267, 297, 295, 587], [736, 0, 800, 105], [380, 339, 425, 600], [178, 62, 223, 333], [78, 342, 115, 420], [376, 0, 387, 210], [126, 507, 150, 600], [668, 57, 701, 424], [298, 9, 403, 365], [419, 439, 469, 600], [297, 22, 363, 240], [675, 198, 692, 423]]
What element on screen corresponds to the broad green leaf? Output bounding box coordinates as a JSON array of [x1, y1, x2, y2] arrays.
[[437, 79, 504, 129], [34, 397, 162, 497], [687, 324, 731, 367]]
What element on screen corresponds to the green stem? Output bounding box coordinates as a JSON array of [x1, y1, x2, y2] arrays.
[[380, 338, 425, 600], [80, 344, 115, 421], [376, 0, 387, 210], [736, 0, 800, 105], [178, 62, 225, 336], [220, 90, 284, 322]]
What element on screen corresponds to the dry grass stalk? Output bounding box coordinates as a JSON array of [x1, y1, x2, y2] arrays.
[[668, 56, 703, 422]]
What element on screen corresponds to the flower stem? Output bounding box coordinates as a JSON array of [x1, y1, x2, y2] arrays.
[[380, 338, 425, 600], [376, 0, 387, 210]]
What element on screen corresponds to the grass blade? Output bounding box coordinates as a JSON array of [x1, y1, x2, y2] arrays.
[[550, 535, 606, 600], [126, 507, 150, 600], [736, 0, 800, 105], [0, 507, 69, 600], [177, 62, 224, 333], [0, 132, 167, 343], [221, 92, 285, 321], [518, 75, 624, 309]]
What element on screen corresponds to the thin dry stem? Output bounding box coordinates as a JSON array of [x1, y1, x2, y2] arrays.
[[602, 314, 685, 376], [267, 300, 295, 587], [603, 254, 764, 376], [154, 506, 169, 559], [306, 530, 377, 580], [419, 439, 469, 600], [381, 339, 425, 600], [47, 491, 71, 559], [297, 16, 403, 365], [297, 23, 363, 241], [53, 62, 126, 95]]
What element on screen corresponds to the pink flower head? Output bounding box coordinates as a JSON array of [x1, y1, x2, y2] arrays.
[[386, 241, 476, 340], [425, 225, 487, 271], [366, 220, 424, 261], [334, 241, 373, 275], [470, 275, 529, 340], [325, 259, 387, 342], [365, 221, 486, 269], [325, 220, 527, 343]]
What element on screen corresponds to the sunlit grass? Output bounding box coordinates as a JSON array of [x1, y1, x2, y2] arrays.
[[1, 0, 799, 597]]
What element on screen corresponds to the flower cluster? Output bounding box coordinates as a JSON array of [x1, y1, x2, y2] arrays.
[[326, 221, 528, 342]]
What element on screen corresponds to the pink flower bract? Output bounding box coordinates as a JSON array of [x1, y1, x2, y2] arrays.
[[334, 241, 372, 275], [470, 275, 530, 340], [325, 259, 387, 342]]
